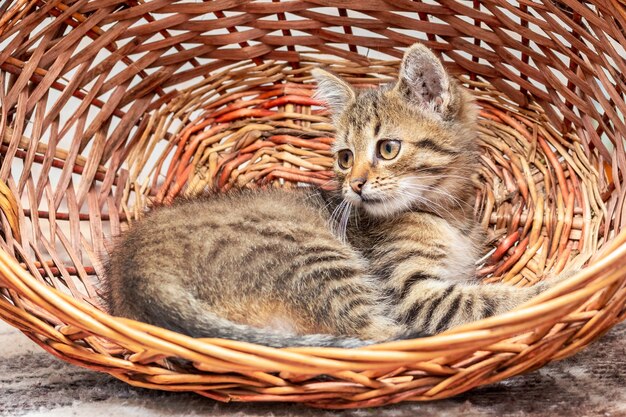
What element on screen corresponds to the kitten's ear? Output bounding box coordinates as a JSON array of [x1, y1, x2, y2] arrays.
[[395, 44, 452, 115], [312, 68, 355, 116]]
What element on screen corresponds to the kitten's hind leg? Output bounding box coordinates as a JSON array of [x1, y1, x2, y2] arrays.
[[289, 260, 405, 343]]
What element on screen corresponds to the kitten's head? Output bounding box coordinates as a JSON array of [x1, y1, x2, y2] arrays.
[[313, 44, 479, 219]]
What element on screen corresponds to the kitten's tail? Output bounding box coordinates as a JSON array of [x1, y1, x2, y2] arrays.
[[188, 313, 369, 348], [135, 295, 372, 349]]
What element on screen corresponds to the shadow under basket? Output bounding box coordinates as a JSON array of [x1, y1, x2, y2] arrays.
[[1, 0, 626, 409]]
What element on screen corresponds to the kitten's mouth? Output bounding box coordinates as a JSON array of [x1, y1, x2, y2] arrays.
[[360, 196, 384, 204]]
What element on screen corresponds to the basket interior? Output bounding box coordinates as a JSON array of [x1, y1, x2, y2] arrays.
[[0, 56, 607, 322]]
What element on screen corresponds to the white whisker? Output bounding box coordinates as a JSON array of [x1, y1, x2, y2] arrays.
[[339, 200, 352, 242], [400, 182, 471, 211], [395, 188, 456, 220], [328, 199, 346, 234]]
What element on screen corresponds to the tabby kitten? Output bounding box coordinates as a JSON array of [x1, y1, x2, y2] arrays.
[[313, 44, 551, 335], [314, 44, 550, 333], [104, 44, 553, 347]]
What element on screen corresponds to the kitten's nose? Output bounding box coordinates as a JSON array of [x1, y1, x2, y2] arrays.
[[350, 178, 366, 194]]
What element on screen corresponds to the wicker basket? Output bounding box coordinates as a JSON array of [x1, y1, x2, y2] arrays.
[[0, 0, 625, 409]]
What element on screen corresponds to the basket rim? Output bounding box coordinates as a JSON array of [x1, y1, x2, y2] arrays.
[[1, 210, 625, 363]]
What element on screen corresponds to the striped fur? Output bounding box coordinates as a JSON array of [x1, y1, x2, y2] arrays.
[[104, 189, 403, 347], [313, 43, 553, 336]]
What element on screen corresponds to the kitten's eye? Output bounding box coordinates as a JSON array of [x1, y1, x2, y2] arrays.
[[377, 140, 401, 160], [337, 149, 354, 170]]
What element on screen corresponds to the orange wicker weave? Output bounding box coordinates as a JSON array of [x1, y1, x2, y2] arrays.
[[0, 0, 625, 409]]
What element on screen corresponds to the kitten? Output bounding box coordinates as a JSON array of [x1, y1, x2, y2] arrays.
[[314, 44, 549, 335], [103, 44, 554, 348]]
